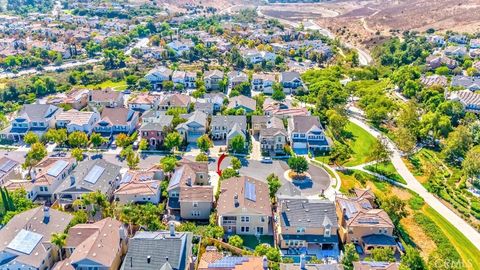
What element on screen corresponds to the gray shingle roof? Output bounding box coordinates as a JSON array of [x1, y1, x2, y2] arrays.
[[18, 104, 59, 122], [211, 115, 247, 131], [121, 231, 192, 270], [289, 116, 323, 133], [280, 198, 337, 228]]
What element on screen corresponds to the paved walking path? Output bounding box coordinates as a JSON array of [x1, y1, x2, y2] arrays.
[[348, 115, 480, 251]]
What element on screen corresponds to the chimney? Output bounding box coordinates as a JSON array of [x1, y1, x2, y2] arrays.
[[43, 206, 50, 224], [165, 256, 169, 262], [234, 193, 239, 208], [300, 254, 306, 270], [263, 256, 268, 270], [169, 221, 175, 236], [119, 225, 127, 240], [147, 256, 151, 264]]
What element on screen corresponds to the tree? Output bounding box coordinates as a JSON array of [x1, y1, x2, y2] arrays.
[[71, 148, 84, 161], [371, 247, 396, 262], [326, 109, 347, 139], [329, 141, 351, 166], [195, 153, 209, 162], [228, 235, 243, 248], [271, 83, 285, 101], [164, 132, 182, 152], [197, 134, 213, 153], [401, 245, 426, 270], [24, 131, 39, 145], [380, 195, 407, 226], [220, 168, 239, 180], [267, 173, 281, 201], [228, 135, 246, 154], [287, 156, 309, 175], [139, 139, 148, 151], [90, 132, 106, 148], [341, 243, 359, 270], [442, 125, 473, 164], [419, 111, 452, 141], [231, 157, 242, 170], [68, 131, 88, 148], [160, 156, 177, 174], [126, 150, 140, 169], [369, 136, 392, 167], [115, 133, 131, 148], [463, 147, 480, 180], [393, 127, 416, 155], [51, 233, 67, 261], [69, 210, 88, 228], [24, 142, 47, 173]]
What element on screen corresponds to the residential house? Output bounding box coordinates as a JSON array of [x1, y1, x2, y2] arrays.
[[288, 116, 331, 154], [167, 159, 213, 220], [210, 115, 247, 144], [228, 70, 249, 88], [120, 225, 193, 270], [2, 104, 60, 141], [263, 98, 309, 118], [172, 70, 187, 89], [114, 169, 164, 205], [88, 89, 124, 109], [167, 39, 194, 56], [449, 34, 468, 44], [204, 70, 225, 91], [256, 116, 288, 155], [53, 218, 127, 270], [198, 246, 267, 270], [145, 66, 173, 90], [228, 95, 257, 113], [176, 111, 208, 143], [470, 38, 480, 49], [420, 74, 448, 87], [448, 90, 480, 113], [55, 110, 100, 135], [336, 191, 396, 254], [55, 159, 122, 209], [22, 157, 77, 202], [0, 157, 19, 185], [185, 71, 197, 88], [0, 207, 72, 270], [93, 108, 139, 138], [195, 102, 214, 115], [241, 48, 276, 64], [276, 197, 339, 260], [425, 55, 457, 70], [217, 176, 272, 235], [158, 93, 191, 111], [280, 71, 304, 94], [252, 73, 277, 94], [47, 89, 89, 110], [139, 110, 173, 149], [451, 75, 480, 91], [204, 92, 227, 112], [444, 45, 467, 57], [426, 35, 445, 47], [353, 261, 400, 270], [127, 93, 159, 112]]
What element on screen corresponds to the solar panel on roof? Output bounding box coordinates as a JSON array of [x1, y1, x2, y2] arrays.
[[7, 229, 43, 255], [47, 160, 69, 177], [169, 166, 184, 188], [84, 165, 105, 184], [208, 257, 248, 268], [245, 180, 256, 202], [120, 173, 133, 184], [0, 159, 16, 172]]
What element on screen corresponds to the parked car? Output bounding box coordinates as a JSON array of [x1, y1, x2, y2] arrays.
[[261, 156, 273, 164]]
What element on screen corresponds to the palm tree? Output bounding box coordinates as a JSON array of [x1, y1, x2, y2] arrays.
[[51, 233, 67, 261]]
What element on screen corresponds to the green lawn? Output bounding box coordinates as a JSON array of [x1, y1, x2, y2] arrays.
[[240, 235, 274, 250], [343, 121, 378, 167], [423, 206, 480, 270], [365, 161, 407, 184], [84, 80, 128, 91]]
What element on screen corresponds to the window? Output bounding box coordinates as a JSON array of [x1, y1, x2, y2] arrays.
[[324, 227, 331, 237], [296, 227, 305, 233], [192, 211, 200, 217], [261, 216, 265, 222], [193, 202, 198, 207], [241, 216, 250, 222], [241, 226, 250, 232]]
